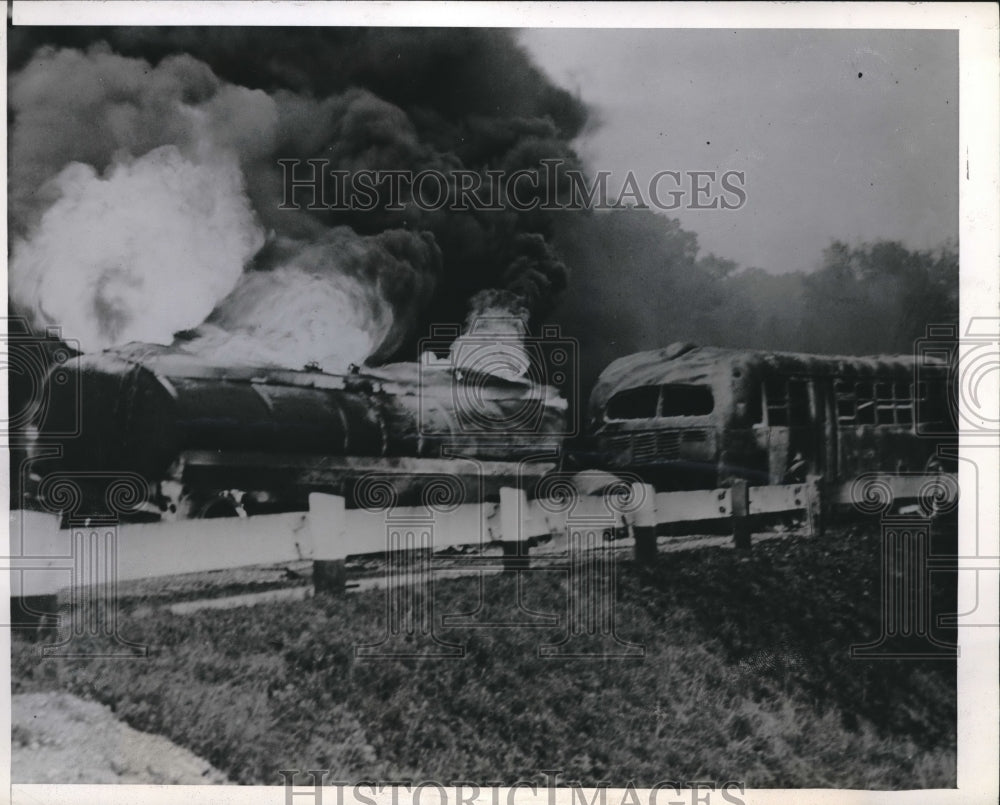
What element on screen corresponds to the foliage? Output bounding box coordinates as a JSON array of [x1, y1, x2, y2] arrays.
[[799, 240, 959, 354], [552, 207, 959, 395]]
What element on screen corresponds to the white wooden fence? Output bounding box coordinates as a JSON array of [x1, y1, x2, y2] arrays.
[[6, 473, 955, 600]]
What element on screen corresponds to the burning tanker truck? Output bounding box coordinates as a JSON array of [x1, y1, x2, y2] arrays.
[[19, 321, 574, 523]]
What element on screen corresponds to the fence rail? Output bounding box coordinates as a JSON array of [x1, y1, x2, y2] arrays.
[[7, 473, 956, 601]]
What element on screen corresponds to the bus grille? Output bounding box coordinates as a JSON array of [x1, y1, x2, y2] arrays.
[[633, 432, 659, 461], [606, 434, 632, 455], [605, 429, 707, 462]]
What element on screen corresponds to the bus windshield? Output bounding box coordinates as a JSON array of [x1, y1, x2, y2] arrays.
[[661, 384, 714, 416], [606, 385, 660, 419], [605, 383, 714, 420]]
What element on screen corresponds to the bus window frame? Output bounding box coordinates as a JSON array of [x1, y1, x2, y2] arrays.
[[603, 384, 663, 422], [833, 375, 921, 433], [604, 382, 717, 423], [659, 383, 716, 418]]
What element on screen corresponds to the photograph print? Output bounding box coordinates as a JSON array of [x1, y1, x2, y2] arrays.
[[5, 4, 998, 803]]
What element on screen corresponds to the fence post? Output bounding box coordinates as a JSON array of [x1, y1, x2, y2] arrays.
[[308, 493, 347, 595], [631, 482, 658, 566], [500, 487, 530, 572], [806, 474, 824, 537], [731, 479, 751, 551], [20, 475, 149, 658], [9, 510, 64, 633]]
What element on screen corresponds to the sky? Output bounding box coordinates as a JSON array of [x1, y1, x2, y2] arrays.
[[519, 28, 958, 275]]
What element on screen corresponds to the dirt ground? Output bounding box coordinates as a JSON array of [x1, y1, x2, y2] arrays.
[[12, 691, 229, 784]]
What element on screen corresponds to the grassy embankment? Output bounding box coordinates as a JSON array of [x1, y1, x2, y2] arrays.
[[12, 520, 957, 788]]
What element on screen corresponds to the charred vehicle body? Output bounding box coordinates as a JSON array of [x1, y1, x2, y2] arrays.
[[586, 342, 955, 491], [19, 345, 568, 521], [17, 340, 954, 522]]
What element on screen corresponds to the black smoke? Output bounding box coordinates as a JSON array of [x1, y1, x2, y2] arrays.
[[8, 27, 588, 361]]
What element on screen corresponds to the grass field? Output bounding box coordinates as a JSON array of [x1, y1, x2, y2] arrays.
[[11, 519, 957, 788]]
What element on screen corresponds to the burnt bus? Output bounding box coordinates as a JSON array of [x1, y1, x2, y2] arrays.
[[587, 342, 954, 491]]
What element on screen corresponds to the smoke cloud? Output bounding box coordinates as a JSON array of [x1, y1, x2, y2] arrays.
[[8, 29, 587, 370]]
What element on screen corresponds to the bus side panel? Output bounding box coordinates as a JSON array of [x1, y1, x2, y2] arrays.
[[719, 427, 770, 485], [837, 426, 943, 478]]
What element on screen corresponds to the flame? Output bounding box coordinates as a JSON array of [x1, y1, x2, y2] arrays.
[[9, 145, 263, 351], [450, 314, 532, 380], [181, 265, 393, 372], [449, 292, 532, 379]]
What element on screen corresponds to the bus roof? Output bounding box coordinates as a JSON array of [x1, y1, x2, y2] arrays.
[[589, 343, 946, 417]]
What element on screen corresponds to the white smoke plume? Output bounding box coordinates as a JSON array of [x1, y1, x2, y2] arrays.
[[9, 145, 264, 351]]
